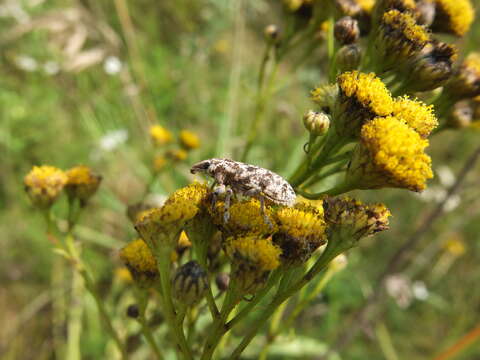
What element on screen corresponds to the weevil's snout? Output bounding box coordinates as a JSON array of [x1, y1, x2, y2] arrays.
[[190, 160, 211, 174]]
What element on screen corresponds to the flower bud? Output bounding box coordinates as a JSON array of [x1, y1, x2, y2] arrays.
[[172, 260, 208, 306], [336, 44, 362, 72], [24, 166, 67, 209], [334, 17, 360, 45], [447, 101, 473, 128], [264, 24, 280, 43], [303, 110, 330, 136], [127, 304, 140, 319], [215, 273, 230, 292]]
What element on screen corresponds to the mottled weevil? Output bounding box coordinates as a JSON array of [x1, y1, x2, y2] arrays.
[[190, 158, 296, 223]]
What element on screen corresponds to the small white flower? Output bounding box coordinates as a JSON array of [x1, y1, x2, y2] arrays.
[[99, 129, 128, 151], [103, 56, 122, 75], [412, 281, 429, 301], [16, 55, 38, 71], [437, 166, 456, 187]]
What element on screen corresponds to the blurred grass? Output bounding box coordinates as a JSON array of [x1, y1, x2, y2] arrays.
[[1, 0, 480, 359]]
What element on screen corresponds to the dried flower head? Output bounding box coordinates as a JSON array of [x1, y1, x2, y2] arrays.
[[150, 124, 173, 146], [172, 260, 208, 306], [334, 71, 393, 138], [443, 53, 480, 100], [324, 197, 391, 245], [210, 198, 277, 236], [65, 165, 102, 203], [393, 96, 438, 137], [24, 165, 68, 208], [179, 130, 200, 150], [119, 238, 158, 287], [273, 202, 327, 266], [348, 116, 433, 192], [374, 10, 430, 73], [400, 40, 457, 92], [225, 235, 281, 294], [431, 0, 474, 36]]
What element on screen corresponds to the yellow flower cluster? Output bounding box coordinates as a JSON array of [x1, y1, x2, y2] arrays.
[[382, 10, 429, 46], [349, 116, 433, 192], [273, 202, 327, 265], [65, 165, 102, 203], [432, 0, 474, 36], [148, 124, 201, 171], [224, 235, 281, 294], [24, 165, 68, 208], [393, 96, 438, 138], [119, 238, 158, 287]]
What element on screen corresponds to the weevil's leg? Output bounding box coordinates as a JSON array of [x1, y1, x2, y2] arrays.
[[223, 187, 233, 223], [212, 183, 226, 209], [259, 195, 274, 230]]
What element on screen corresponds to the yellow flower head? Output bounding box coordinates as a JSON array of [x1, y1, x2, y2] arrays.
[[210, 198, 277, 236], [65, 165, 102, 203], [348, 116, 433, 192], [153, 155, 168, 172], [432, 0, 474, 36], [334, 71, 394, 138], [324, 196, 391, 245], [179, 130, 200, 150], [393, 96, 438, 137], [115, 267, 133, 283], [399, 41, 457, 92], [357, 0, 375, 12], [373, 10, 430, 73], [273, 202, 327, 266], [442, 234, 466, 256], [24, 165, 68, 208], [225, 235, 281, 294], [119, 239, 158, 287], [150, 125, 173, 146], [172, 260, 208, 306], [166, 148, 188, 162], [135, 184, 206, 251], [444, 53, 480, 100], [373, 0, 417, 23]]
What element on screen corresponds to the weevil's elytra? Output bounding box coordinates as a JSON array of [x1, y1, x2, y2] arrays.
[[190, 158, 296, 207]]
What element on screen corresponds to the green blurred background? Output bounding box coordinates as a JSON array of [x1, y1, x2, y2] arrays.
[[1, 0, 480, 359]]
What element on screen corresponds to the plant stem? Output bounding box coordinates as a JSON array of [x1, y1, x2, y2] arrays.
[[156, 254, 193, 360], [302, 162, 347, 188], [229, 241, 345, 359], [138, 315, 164, 360]]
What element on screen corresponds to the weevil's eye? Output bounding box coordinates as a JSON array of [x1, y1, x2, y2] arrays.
[[190, 160, 211, 174]]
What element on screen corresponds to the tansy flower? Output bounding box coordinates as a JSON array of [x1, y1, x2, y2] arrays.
[[179, 130, 200, 150], [399, 40, 457, 92], [323, 197, 391, 245], [273, 202, 327, 266], [224, 235, 281, 294], [393, 96, 438, 137], [24, 165, 68, 208], [372, 0, 417, 25], [153, 155, 168, 172], [149, 125, 173, 146], [115, 267, 133, 283], [347, 116, 433, 192], [372, 10, 430, 74], [334, 71, 393, 138], [166, 148, 188, 162], [431, 0, 474, 36], [65, 165, 102, 204], [172, 260, 208, 306], [443, 53, 480, 101], [119, 239, 158, 287], [209, 198, 277, 237], [135, 184, 206, 252]]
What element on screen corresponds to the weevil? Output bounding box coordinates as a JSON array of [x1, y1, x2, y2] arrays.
[[190, 158, 296, 223]]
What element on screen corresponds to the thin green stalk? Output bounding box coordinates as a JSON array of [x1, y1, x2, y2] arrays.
[[327, 15, 338, 82], [138, 316, 164, 360], [156, 255, 193, 360], [297, 179, 355, 199], [229, 241, 346, 359], [302, 162, 347, 188]]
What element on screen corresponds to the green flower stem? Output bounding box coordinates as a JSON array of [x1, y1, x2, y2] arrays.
[[225, 269, 282, 330], [327, 15, 338, 82], [296, 179, 355, 199], [229, 241, 348, 359], [195, 242, 220, 319], [302, 161, 347, 188], [138, 315, 164, 360], [200, 277, 241, 360], [156, 254, 193, 360]]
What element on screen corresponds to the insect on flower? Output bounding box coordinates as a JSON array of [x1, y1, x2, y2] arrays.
[[191, 158, 296, 224]]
